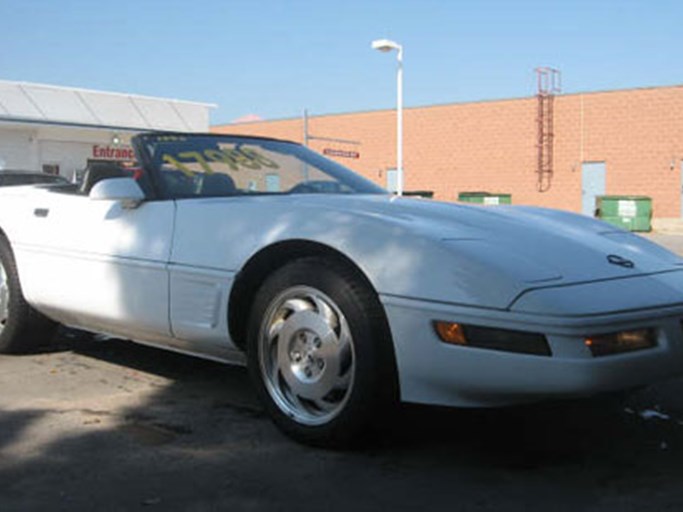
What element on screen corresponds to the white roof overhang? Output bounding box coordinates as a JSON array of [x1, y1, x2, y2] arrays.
[[0, 80, 215, 132]]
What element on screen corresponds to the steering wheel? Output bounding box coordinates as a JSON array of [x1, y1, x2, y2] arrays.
[[288, 182, 319, 194], [289, 181, 346, 194]]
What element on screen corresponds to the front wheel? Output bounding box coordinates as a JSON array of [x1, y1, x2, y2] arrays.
[[247, 257, 398, 448], [0, 236, 57, 354]]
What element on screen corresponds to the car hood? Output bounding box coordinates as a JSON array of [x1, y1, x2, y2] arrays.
[[172, 192, 682, 311], [290, 194, 683, 294]]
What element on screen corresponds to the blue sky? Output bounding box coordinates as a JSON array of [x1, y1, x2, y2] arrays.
[[1, 0, 682, 124]]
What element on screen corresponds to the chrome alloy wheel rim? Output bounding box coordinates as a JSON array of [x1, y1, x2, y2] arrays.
[[259, 286, 355, 426], [0, 260, 8, 334]]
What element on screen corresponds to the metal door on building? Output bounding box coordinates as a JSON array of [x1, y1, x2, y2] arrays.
[[265, 173, 281, 192], [386, 169, 398, 193], [581, 162, 606, 216]]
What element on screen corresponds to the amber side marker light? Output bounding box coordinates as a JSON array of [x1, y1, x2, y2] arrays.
[[433, 321, 551, 356], [584, 328, 656, 357], [434, 321, 467, 345]]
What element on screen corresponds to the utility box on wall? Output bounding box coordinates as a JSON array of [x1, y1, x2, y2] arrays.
[[596, 195, 652, 232]]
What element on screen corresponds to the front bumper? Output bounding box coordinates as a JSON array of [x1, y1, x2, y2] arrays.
[[381, 294, 683, 408]]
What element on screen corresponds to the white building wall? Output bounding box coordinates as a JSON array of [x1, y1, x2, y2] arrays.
[[0, 129, 38, 170], [0, 124, 138, 181], [0, 80, 214, 180], [38, 140, 92, 180], [35, 126, 126, 180]]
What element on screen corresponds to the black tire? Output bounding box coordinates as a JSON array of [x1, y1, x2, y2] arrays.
[[246, 256, 398, 448], [0, 236, 58, 354]]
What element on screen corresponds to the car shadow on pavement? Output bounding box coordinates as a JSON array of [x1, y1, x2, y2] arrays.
[[3, 330, 683, 511]]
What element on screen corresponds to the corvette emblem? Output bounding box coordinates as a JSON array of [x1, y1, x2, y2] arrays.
[[607, 254, 635, 268]]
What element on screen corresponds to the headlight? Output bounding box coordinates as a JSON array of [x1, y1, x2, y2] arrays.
[[584, 328, 656, 357], [433, 321, 551, 356]]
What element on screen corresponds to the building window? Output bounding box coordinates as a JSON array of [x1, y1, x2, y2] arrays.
[[42, 163, 60, 175]]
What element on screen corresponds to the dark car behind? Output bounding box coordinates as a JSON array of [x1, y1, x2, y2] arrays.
[[0, 171, 69, 187]]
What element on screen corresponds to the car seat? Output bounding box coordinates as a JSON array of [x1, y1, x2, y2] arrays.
[[200, 173, 237, 196], [81, 163, 129, 194]]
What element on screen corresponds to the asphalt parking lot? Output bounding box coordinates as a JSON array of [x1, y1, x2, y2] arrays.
[[2, 233, 683, 511]]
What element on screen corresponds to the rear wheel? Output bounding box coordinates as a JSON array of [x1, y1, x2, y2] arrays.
[[0, 236, 57, 354], [247, 257, 397, 448]]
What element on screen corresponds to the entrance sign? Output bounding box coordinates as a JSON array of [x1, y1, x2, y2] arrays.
[[92, 145, 135, 160]]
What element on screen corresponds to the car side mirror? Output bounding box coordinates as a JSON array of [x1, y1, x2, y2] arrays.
[[89, 178, 145, 209]]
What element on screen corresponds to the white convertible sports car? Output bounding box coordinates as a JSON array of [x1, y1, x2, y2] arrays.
[[1, 132, 682, 446]]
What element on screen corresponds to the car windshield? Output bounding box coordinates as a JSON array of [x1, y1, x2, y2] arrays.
[[135, 133, 385, 199]]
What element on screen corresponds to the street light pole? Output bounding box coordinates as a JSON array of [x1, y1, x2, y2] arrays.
[[395, 45, 403, 196], [372, 39, 404, 196]]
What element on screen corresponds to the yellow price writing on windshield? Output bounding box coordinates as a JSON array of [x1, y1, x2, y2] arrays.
[[161, 147, 280, 174], [162, 154, 194, 177], [239, 147, 279, 169]]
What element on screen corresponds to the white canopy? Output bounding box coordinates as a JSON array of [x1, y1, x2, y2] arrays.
[[0, 80, 215, 132]]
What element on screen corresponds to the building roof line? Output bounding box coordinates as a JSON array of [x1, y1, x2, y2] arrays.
[[214, 82, 683, 128], [0, 116, 171, 133], [0, 79, 217, 108]]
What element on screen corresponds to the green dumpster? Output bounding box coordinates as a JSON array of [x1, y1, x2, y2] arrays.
[[403, 190, 434, 198], [458, 192, 512, 205], [596, 195, 652, 232]]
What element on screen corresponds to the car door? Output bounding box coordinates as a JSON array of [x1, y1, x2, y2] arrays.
[[15, 187, 175, 342]]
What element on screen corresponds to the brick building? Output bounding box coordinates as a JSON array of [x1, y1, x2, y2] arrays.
[[213, 84, 683, 222]]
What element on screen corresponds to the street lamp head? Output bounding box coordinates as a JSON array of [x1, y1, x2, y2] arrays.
[[371, 39, 401, 52]]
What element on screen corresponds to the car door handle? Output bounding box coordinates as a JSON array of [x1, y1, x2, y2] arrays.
[[33, 208, 49, 218]]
